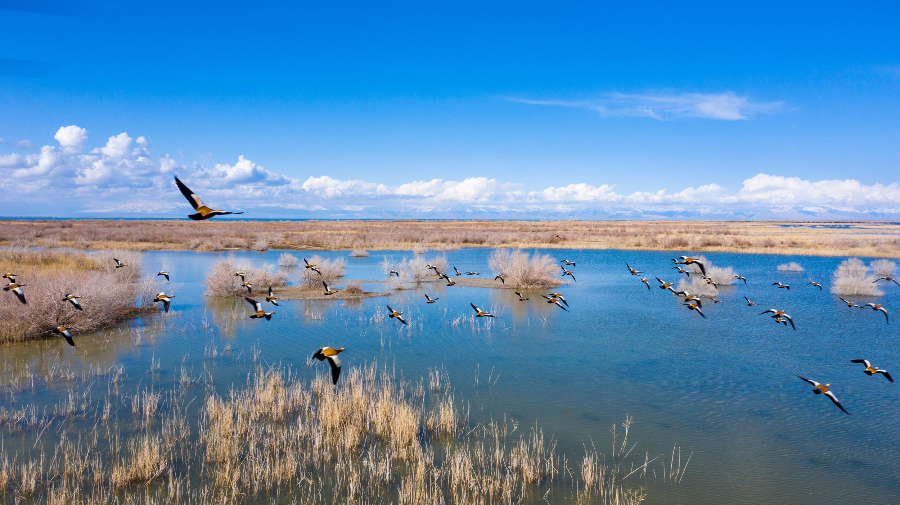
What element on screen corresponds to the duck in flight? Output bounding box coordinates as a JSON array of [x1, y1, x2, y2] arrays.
[[242, 282, 253, 294], [774, 316, 788, 326], [245, 298, 273, 320], [838, 296, 862, 308], [445, 277, 457, 286], [303, 259, 323, 274], [673, 291, 702, 308], [703, 276, 718, 288], [387, 305, 408, 325], [62, 294, 83, 311], [389, 269, 400, 277], [640, 277, 651, 290], [626, 263, 641, 276], [3, 282, 26, 304], [772, 282, 790, 290], [541, 294, 568, 311], [453, 266, 463, 277], [797, 376, 849, 414], [548, 292, 568, 307], [470, 303, 495, 318], [494, 274, 505, 284], [465, 271, 480, 276], [266, 287, 279, 306], [153, 292, 175, 313], [656, 277, 675, 293], [865, 303, 889, 323], [560, 266, 576, 282], [114, 258, 126, 268], [733, 274, 747, 284], [1, 273, 16, 282], [808, 281, 823, 290], [673, 266, 691, 276], [684, 302, 706, 319], [312, 347, 345, 385], [561, 259, 576, 267], [850, 359, 893, 382], [55, 326, 75, 346], [874, 275, 900, 287], [759, 308, 795, 330], [157, 271, 170, 281], [174, 176, 243, 220], [323, 281, 338, 296], [673, 256, 706, 276], [514, 292, 529, 301], [425, 293, 439, 304], [234, 271, 246, 282], [743, 296, 755, 306]]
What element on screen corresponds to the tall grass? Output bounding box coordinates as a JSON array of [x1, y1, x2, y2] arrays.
[[0, 249, 154, 343], [830, 258, 883, 296], [296, 255, 346, 289], [204, 255, 288, 297], [777, 262, 805, 273], [488, 249, 561, 289]]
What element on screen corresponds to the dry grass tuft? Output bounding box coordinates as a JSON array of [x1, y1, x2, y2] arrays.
[[831, 258, 883, 296], [204, 255, 288, 297], [344, 282, 364, 294], [489, 249, 561, 289], [350, 249, 369, 258]]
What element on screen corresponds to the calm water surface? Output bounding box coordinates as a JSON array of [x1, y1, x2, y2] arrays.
[[3, 248, 899, 504]]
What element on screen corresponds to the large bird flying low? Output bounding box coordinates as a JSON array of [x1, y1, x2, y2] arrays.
[[114, 258, 126, 268], [1, 273, 16, 282], [55, 326, 75, 346], [514, 292, 529, 301], [684, 302, 706, 319], [674, 256, 706, 276], [548, 292, 568, 307], [808, 281, 823, 290], [640, 277, 651, 290], [838, 296, 862, 308], [323, 281, 338, 296], [312, 347, 345, 385], [560, 266, 576, 282], [425, 294, 439, 304], [759, 308, 796, 330], [656, 277, 675, 292], [561, 259, 576, 266], [62, 294, 83, 311], [733, 274, 747, 284], [245, 297, 273, 320], [673, 291, 702, 308], [494, 274, 505, 284], [673, 266, 691, 276], [541, 294, 568, 311], [874, 275, 900, 287], [153, 292, 175, 313], [157, 271, 170, 281], [772, 282, 790, 290], [797, 376, 849, 414], [266, 287, 279, 306], [626, 263, 641, 275], [864, 303, 889, 323], [242, 282, 253, 294], [470, 303, 495, 318], [387, 305, 407, 325], [850, 359, 893, 382], [3, 282, 26, 304], [743, 296, 756, 306], [174, 176, 243, 220]]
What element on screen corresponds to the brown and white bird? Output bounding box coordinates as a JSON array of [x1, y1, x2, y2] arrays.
[[674, 256, 706, 276], [323, 281, 338, 296], [626, 263, 641, 276], [743, 296, 756, 306], [62, 293, 83, 311], [759, 309, 795, 330], [494, 274, 505, 284], [865, 303, 889, 323], [242, 282, 253, 294], [656, 277, 675, 292], [703, 276, 718, 288], [673, 266, 691, 276], [541, 294, 568, 311], [673, 291, 702, 308], [3, 282, 26, 304], [445, 278, 457, 286], [838, 296, 862, 308], [425, 293, 439, 304], [470, 303, 495, 318], [808, 281, 823, 290], [548, 292, 569, 307], [153, 292, 175, 313], [174, 175, 243, 220], [387, 305, 407, 325], [245, 298, 273, 320], [303, 259, 316, 270], [265, 287, 279, 306], [157, 271, 170, 281], [561, 259, 576, 267], [684, 302, 706, 319], [453, 266, 463, 277], [55, 326, 75, 347], [772, 282, 790, 290], [774, 317, 788, 326], [733, 274, 747, 284], [874, 275, 900, 287], [465, 271, 479, 276], [113, 258, 126, 268], [312, 347, 345, 385], [797, 376, 849, 414], [234, 271, 246, 282], [640, 277, 651, 290], [850, 359, 893, 382], [560, 266, 576, 282], [1, 273, 16, 282], [389, 269, 400, 277], [514, 292, 529, 301]]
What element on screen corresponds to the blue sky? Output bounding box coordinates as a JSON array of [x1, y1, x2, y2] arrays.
[[1, 1, 899, 218]]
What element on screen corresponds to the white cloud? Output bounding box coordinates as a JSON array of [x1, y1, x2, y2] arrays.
[[54, 125, 89, 152], [512, 91, 783, 121], [99, 132, 133, 159], [14, 140, 35, 150]]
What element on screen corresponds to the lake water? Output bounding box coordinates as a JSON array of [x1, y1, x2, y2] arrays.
[[2, 248, 898, 504]]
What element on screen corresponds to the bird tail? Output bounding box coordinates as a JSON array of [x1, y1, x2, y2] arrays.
[[264, 313, 272, 320], [188, 213, 205, 220]]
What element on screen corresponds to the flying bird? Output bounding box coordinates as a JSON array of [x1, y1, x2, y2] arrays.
[[470, 303, 495, 318], [548, 292, 568, 307], [312, 347, 345, 385], [850, 359, 893, 382], [743, 296, 755, 306], [113, 258, 126, 268], [703, 276, 718, 288], [55, 326, 75, 347], [561, 259, 576, 266], [684, 302, 706, 319], [465, 271, 480, 276], [560, 266, 576, 282], [453, 266, 463, 276], [3, 282, 26, 304], [387, 305, 408, 325], [673, 266, 691, 276], [640, 277, 651, 290], [494, 274, 505, 284], [174, 176, 243, 220], [242, 282, 253, 294], [62, 294, 83, 311], [389, 269, 400, 277], [796, 376, 849, 414], [733, 274, 746, 284], [874, 275, 900, 287], [541, 294, 568, 311], [1, 273, 16, 282], [245, 297, 273, 320], [759, 308, 795, 330], [514, 292, 529, 301], [626, 264, 641, 276], [153, 292, 175, 313], [445, 278, 457, 286], [323, 281, 338, 295], [266, 287, 279, 306], [656, 277, 675, 292], [157, 271, 170, 281], [674, 256, 706, 276], [773, 282, 790, 290], [673, 291, 702, 308], [234, 271, 246, 282], [838, 296, 862, 308], [425, 293, 439, 304], [864, 303, 889, 323], [808, 281, 823, 290], [303, 259, 316, 270]]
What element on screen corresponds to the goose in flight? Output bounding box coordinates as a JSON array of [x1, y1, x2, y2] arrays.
[[234, 271, 246, 282], [733, 274, 747, 284], [759, 308, 795, 330], [684, 302, 706, 319], [772, 282, 790, 290], [153, 292, 175, 313], [561, 259, 576, 267], [555, 234, 563, 240], [445, 278, 457, 286], [62, 294, 83, 311], [453, 266, 463, 277], [865, 303, 889, 323], [808, 281, 823, 290], [838, 296, 862, 308], [494, 274, 505, 284], [673, 291, 702, 308], [323, 281, 338, 296], [703, 276, 718, 288], [113, 258, 126, 268], [425, 293, 439, 304], [313, 347, 345, 385], [560, 266, 576, 282], [265, 287, 279, 306], [1, 273, 16, 282], [55, 326, 75, 347], [640, 277, 651, 290], [157, 271, 170, 281], [548, 292, 568, 307], [874, 275, 900, 287], [387, 305, 408, 325], [241, 282, 253, 294], [656, 277, 675, 292], [514, 292, 529, 301], [541, 294, 568, 311], [850, 359, 893, 382], [774, 316, 789, 326], [174, 176, 243, 220], [3, 282, 26, 304], [389, 269, 400, 277], [626, 263, 641, 276], [245, 298, 273, 320], [797, 376, 849, 414], [674, 256, 706, 276], [303, 259, 317, 270], [470, 303, 495, 318], [743, 296, 756, 306], [673, 266, 691, 276], [465, 271, 480, 276]]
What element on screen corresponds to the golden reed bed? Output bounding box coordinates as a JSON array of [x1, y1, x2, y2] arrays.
[[2, 219, 900, 257]]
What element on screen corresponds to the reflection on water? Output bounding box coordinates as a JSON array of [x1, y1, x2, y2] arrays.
[[1, 247, 899, 504]]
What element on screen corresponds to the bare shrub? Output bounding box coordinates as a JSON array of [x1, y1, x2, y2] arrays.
[[204, 255, 288, 297], [344, 283, 364, 294], [296, 255, 346, 289], [488, 249, 561, 289], [350, 249, 369, 258], [830, 258, 883, 296], [250, 235, 270, 251], [428, 254, 449, 276], [871, 259, 897, 278], [380, 256, 400, 276], [400, 256, 431, 283], [412, 244, 427, 255], [278, 253, 299, 268], [777, 262, 805, 273], [683, 255, 735, 285], [676, 277, 718, 299]]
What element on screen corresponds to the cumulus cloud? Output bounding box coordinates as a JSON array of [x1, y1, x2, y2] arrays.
[[14, 139, 35, 150], [54, 125, 89, 152], [512, 91, 783, 120]]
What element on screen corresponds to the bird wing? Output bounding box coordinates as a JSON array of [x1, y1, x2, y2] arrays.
[[784, 314, 796, 330], [386, 305, 394, 314], [759, 309, 776, 315], [470, 303, 480, 312], [326, 355, 342, 384], [163, 299, 171, 312], [878, 307, 889, 323], [744, 296, 751, 303], [797, 376, 819, 387], [323, 281, 329, 290], [695, 261, 706, 276], [877, 370, 894, 382], [850, 359, 870, 367], [555, 301, 568, 311], [70, 298, 83, 310], [268, 286, 274, 297], [397, 316, 408, 325], [174, 176, 203, 210], [13, 288, 26, 304], [246, 297, 262, 311], [823, 391, 849, 414], [696, 308, 707, 318]]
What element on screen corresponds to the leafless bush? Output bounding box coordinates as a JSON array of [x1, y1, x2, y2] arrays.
[[871, 259, 896, 278], [278, 253, 299, 268], [350, 249, 369, 258], [204, 255, 288, 297], [684, 256, 735, 285], [250, 235, 270, 251], [428, 254, 449, 276], [344, 283, 364, 294], [380, 256, 400, 276], [777, 262, 805, 273], [412, 244, 427, 255], [830, 258, 882, 296], [489, 249, 561, 289], [676, 277, 718, 299], [296, 255, 346, 289], [400, 256, 431, 283]]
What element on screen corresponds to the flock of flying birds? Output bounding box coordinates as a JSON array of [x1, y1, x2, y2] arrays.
[[625, 256, 894, 415], [2, 176, 896, 405]]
